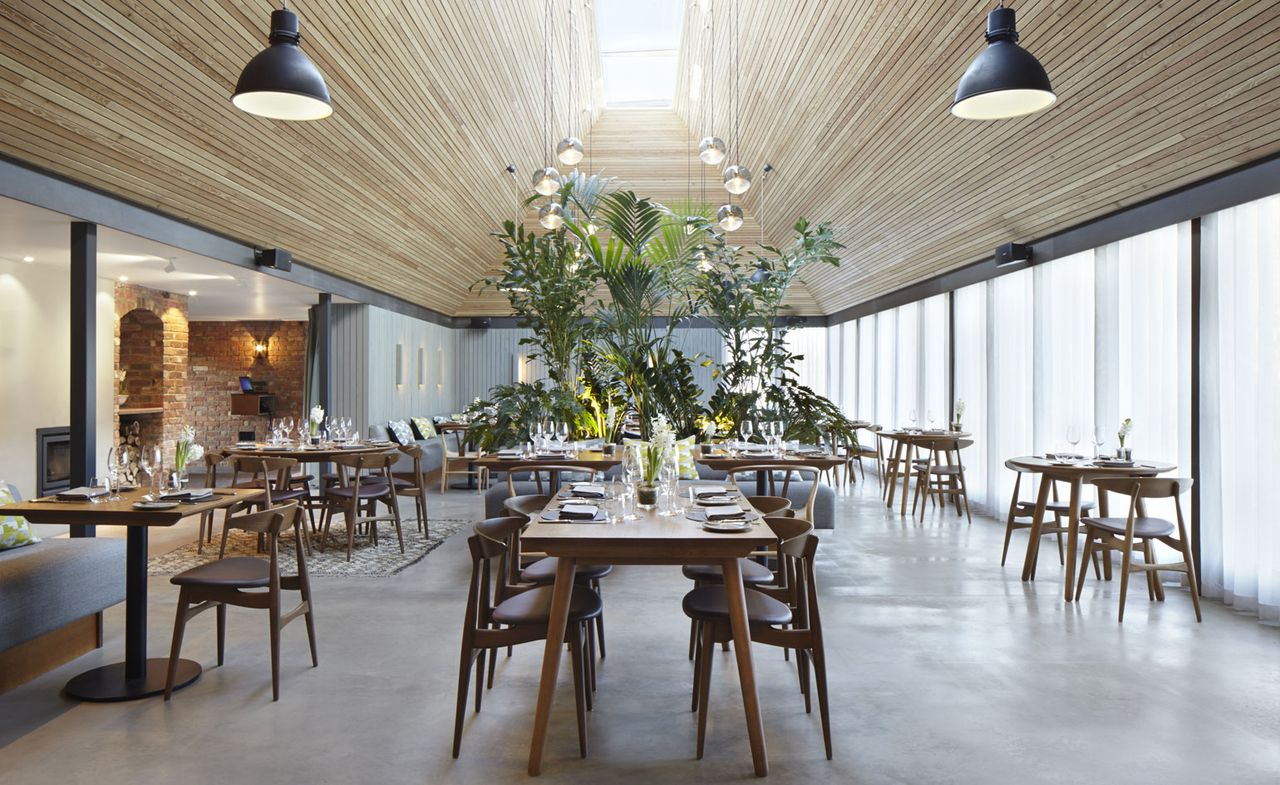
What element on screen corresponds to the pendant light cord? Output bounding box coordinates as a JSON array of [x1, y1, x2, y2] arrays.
[[542, 0, 550, 167], [734, 0, 741, 169]]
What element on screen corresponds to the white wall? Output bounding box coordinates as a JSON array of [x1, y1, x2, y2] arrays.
[[0, 259, 113, 502]]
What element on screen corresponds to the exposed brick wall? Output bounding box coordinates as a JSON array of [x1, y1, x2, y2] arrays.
[[114, 283, 189, 467], [189, 321, 307, 450]]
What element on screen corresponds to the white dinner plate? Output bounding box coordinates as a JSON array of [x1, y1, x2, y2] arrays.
[[701, 519, 753, 533], [133, 501, 179, 510]]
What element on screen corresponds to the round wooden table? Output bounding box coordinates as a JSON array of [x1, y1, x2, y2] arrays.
[[695, 449, 846, 495], [1006, 456, 1176, 601], [224, 442, 396, 462], [878, 430, 971, 515]]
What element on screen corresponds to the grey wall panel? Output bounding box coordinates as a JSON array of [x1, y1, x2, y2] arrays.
[[366, 306, 458, 428]]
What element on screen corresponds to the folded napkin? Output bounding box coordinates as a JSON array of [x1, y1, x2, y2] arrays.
[[56, 486, 109, 501], [571, 483, 606, 498], [497, 450, 523, 458], [161, 488, 214, 501], [704, 503, 745, 521], [693, 485, 730, 499], [559, 504, 599, 520]]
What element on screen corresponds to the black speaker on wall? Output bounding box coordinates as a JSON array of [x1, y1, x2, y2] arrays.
[[995, 242, 1032, 268], [255, 248, 293, 272]]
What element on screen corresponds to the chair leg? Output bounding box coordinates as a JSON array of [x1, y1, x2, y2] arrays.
[[569, 624, 589, 758], [451, 647, 476, 758], [591, 579, 606, 659], [688, 619, 698, 661], [584, 625, 596, 703], [164, 589, 191, 701], [695, 622, 715, 759], [303, 602, 318, 668], [474, 648, 486, 712], [219, 521, 232, 558], [216, 602, 226, 666], [1000, 518, 1017, 567], [269, 595, 281, 701], [1182, 543, 1203, 622], [486, 639, 497, 689], [1117, 544, 1134, 623], [1144, 540, 1165, 602], [1075, 533, 1095, 601], [345, 505, 357, 562], [811, 642, 833, 760]]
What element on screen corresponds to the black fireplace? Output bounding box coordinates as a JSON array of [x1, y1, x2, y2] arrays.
[[36, 426, 71, 496]]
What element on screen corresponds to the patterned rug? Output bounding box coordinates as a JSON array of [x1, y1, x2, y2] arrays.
[[148, 518, 469, 578]]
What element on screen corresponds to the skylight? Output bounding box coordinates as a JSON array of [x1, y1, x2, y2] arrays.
[[594, 0, 683, 107]]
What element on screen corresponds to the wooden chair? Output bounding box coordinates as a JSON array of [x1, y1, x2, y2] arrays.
[[224, 456, 313, 556], [396, 443, 431, 535], [1075, 477, 1201, 623], [727, 464, 821, 523], [1001, 460, 1102, 578], [321, 451, 404, 561], [910, 437, 974, 524], [453, 516, 601, 758], [164, 503, 317, 701], [746, 495, 792, 517], [876, 430, 907, 499], [684, 517, 831, 760], [851, 425, 880, 481], [196, 450, 228, 554], [439, 430, 487, 493]]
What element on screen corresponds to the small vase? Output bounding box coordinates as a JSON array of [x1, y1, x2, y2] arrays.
[[636, 484, 658, 509], [311, 435, 321, 446], [1117, 446, 1132, 461], [951, 421, 962, 432]]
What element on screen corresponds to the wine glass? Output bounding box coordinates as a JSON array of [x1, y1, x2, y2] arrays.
[[139, 448, 153, 497], [1091, 425, 1106, 459], [742, 420, 755, 444], [927, 410, 937, 430], [909, 409, 919, 430], [1066, 424, 1081, 456], [557, 421, 570, 448]]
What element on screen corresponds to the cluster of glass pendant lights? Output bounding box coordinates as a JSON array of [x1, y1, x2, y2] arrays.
[[229, 1, 1054, 229]]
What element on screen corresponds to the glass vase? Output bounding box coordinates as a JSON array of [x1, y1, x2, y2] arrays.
[[636, 484, 658, 509]]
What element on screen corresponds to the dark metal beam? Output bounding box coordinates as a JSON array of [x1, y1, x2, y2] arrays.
[[69, 221, 96, 538], [1189, 218, 1202, 592], [315, 293, 333, 416]]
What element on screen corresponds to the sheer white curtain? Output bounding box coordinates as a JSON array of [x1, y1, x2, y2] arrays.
[[895, 303, 921, 427], [986, 270, 1035, 510], [1033, 250, 1095, 455], [875, 311, 897, 427], [1201, 195, 1280, 623], [786, 327, 829, 398], [857, 315, 877, 422], [953, 283, 990, 509], [920, 294, 950, 430], [835, 321, 858, 415]]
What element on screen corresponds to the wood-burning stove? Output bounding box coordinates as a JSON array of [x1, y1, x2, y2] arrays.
[[36, 426, 72, 496]]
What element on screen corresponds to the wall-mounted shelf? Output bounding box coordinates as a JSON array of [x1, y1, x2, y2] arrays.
[[118, 407, 164, 416]]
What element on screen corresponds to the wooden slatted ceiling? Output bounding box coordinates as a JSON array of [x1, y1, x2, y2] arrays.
[[1, 2, 1278, 318], [675, 0, 1280, 313]]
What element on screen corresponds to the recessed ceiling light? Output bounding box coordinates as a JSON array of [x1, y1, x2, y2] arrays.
[[22, 256, 34, 263], [187, 290, 198, 296], [118, 275, 129, 282]]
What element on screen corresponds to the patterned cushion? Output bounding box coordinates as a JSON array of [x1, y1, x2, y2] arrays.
[[411, 417, 437, 440], [387, 420, 415, 445], [0, 485, 39, 551], [622, 436, 698, 480]]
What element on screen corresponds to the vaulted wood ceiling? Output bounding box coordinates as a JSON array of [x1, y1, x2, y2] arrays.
[[1, 1, 1278, 318]]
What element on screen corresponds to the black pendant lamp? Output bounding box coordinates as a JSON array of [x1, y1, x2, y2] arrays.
[[952, 4, 1055, 121], [233, 4, 332, 121]]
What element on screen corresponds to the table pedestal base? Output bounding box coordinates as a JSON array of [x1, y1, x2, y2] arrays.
[[65, 658, 201, 702]]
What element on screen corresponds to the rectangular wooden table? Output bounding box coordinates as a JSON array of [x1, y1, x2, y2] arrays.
[[521, 490, 775, 776], [2, 487, 265, 701]]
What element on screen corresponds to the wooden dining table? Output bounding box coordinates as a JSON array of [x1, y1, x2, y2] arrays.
[[878, 430, 972, 515], [1006, 456, 1176, 601], [472, 449, 623, 475], [695, 448, 846, 495], [521, 487, 775, 776], [1, 486, 265, 701], [224, 441, 395, 462]]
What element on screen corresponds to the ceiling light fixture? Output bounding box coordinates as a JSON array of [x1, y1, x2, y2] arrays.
[[164, 258, 177, 274], [699, 1, 726, 165], [232, 3, 333, 121], [532, 0, 561, 196], [721, 1, 751, 194], [21, 256, 34, 263], [118, 275, 129, 282], [716, 204, 743, 232], [952, 3, 1056, 120], [187, 290, 199, 297], [538, 202, 565, 230]]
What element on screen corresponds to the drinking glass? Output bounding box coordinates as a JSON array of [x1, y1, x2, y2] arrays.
[[89, 475, 110, 503], [1066, 424, 1081, 456], [742, 420, 755, 443], [557, 421, 570, 446], [139, 449, 154, 495], [927, 410, 937, 430], [909, 409, 919, 429]]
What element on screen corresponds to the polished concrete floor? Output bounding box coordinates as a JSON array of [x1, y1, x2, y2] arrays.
[[2, 478, 1278, 785]]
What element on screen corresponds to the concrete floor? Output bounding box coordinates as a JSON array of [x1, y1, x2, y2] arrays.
[[2, 479, 1278, 785]]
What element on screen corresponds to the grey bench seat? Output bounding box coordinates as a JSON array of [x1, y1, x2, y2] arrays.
[[0, 537, 126, 652]]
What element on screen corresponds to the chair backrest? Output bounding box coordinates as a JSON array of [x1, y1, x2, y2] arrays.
[[729, 464, 821, 521], [1091, 477, 1191, 499], [398, 443, 426, 487], [222, 503, 306, 584], [230, 455, 298, 503], [469, 516, 529, 609], [504, 494, 552, 521], [762, 522, 821, 634], [203, 450, 228, 487], [749, 495, 792, 517]]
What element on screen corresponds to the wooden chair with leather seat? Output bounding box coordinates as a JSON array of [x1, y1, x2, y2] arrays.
[[164, 503, 317, 701], [851, 425, 881, 482], [453, 516, 600, 759], [1075, 477, 1201, 623], [223, 456, 313, 556], [395, 443, 431, 535], [727, 464, 820, 523], [910, 437, 974, 524], [1001, 459, 1102, 579], [321, 451, 404, 561], [684, 517, 831, 760], [503, 495, 611, 669]]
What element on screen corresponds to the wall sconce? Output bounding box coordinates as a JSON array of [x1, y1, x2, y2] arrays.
[[243, 320, 279, 366], [436, 346, 444, 393], [253, 341, 268, 358], [417, 347, 425, 387], [395, 343, 404, 386]]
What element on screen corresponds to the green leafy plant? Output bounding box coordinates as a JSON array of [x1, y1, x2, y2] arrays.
[[463, 381, 584, 453]]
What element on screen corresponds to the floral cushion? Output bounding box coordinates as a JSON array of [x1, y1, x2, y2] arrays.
[[411, 417, 437, 440], [622, 436, 698, 480], [0, 485, 39, 551], [387, 420, 416, 445]]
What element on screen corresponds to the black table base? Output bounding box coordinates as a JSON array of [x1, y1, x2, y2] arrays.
[[65, 657, 201, 702]]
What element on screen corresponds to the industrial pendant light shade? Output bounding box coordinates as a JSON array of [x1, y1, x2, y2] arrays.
[[716, 204, 743, 232], [699, 136, 727, 165], [557, 136, 584, 165], [952, 5, 1055, 120], [232, 7, 332, 121], [723, 164, 752, 195], [538, 202, 565, 229], [532, 166, 561, 196]]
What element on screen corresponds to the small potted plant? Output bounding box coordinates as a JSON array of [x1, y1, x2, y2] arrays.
[[172, 425, 203, 487], [309, 405, 325, 445], [951, 398, 965, 432], [1117, 417, 1133, 460], [636, 415, 674, 508]]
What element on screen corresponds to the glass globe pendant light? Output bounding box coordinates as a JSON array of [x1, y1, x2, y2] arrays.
[[952, 4, 1056, 120], [232, 5, 332, 121], [532, 167, 561, 196], [699, 136, 727, 165], [556, 137, 584, 165], [723, 164, 752, 195], [717, 204, 743, 232], [538, 202, 565, 230], [695, 249, 714, 273]]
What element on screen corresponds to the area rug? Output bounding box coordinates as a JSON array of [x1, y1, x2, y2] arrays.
[[148, 518, 469, 578]]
